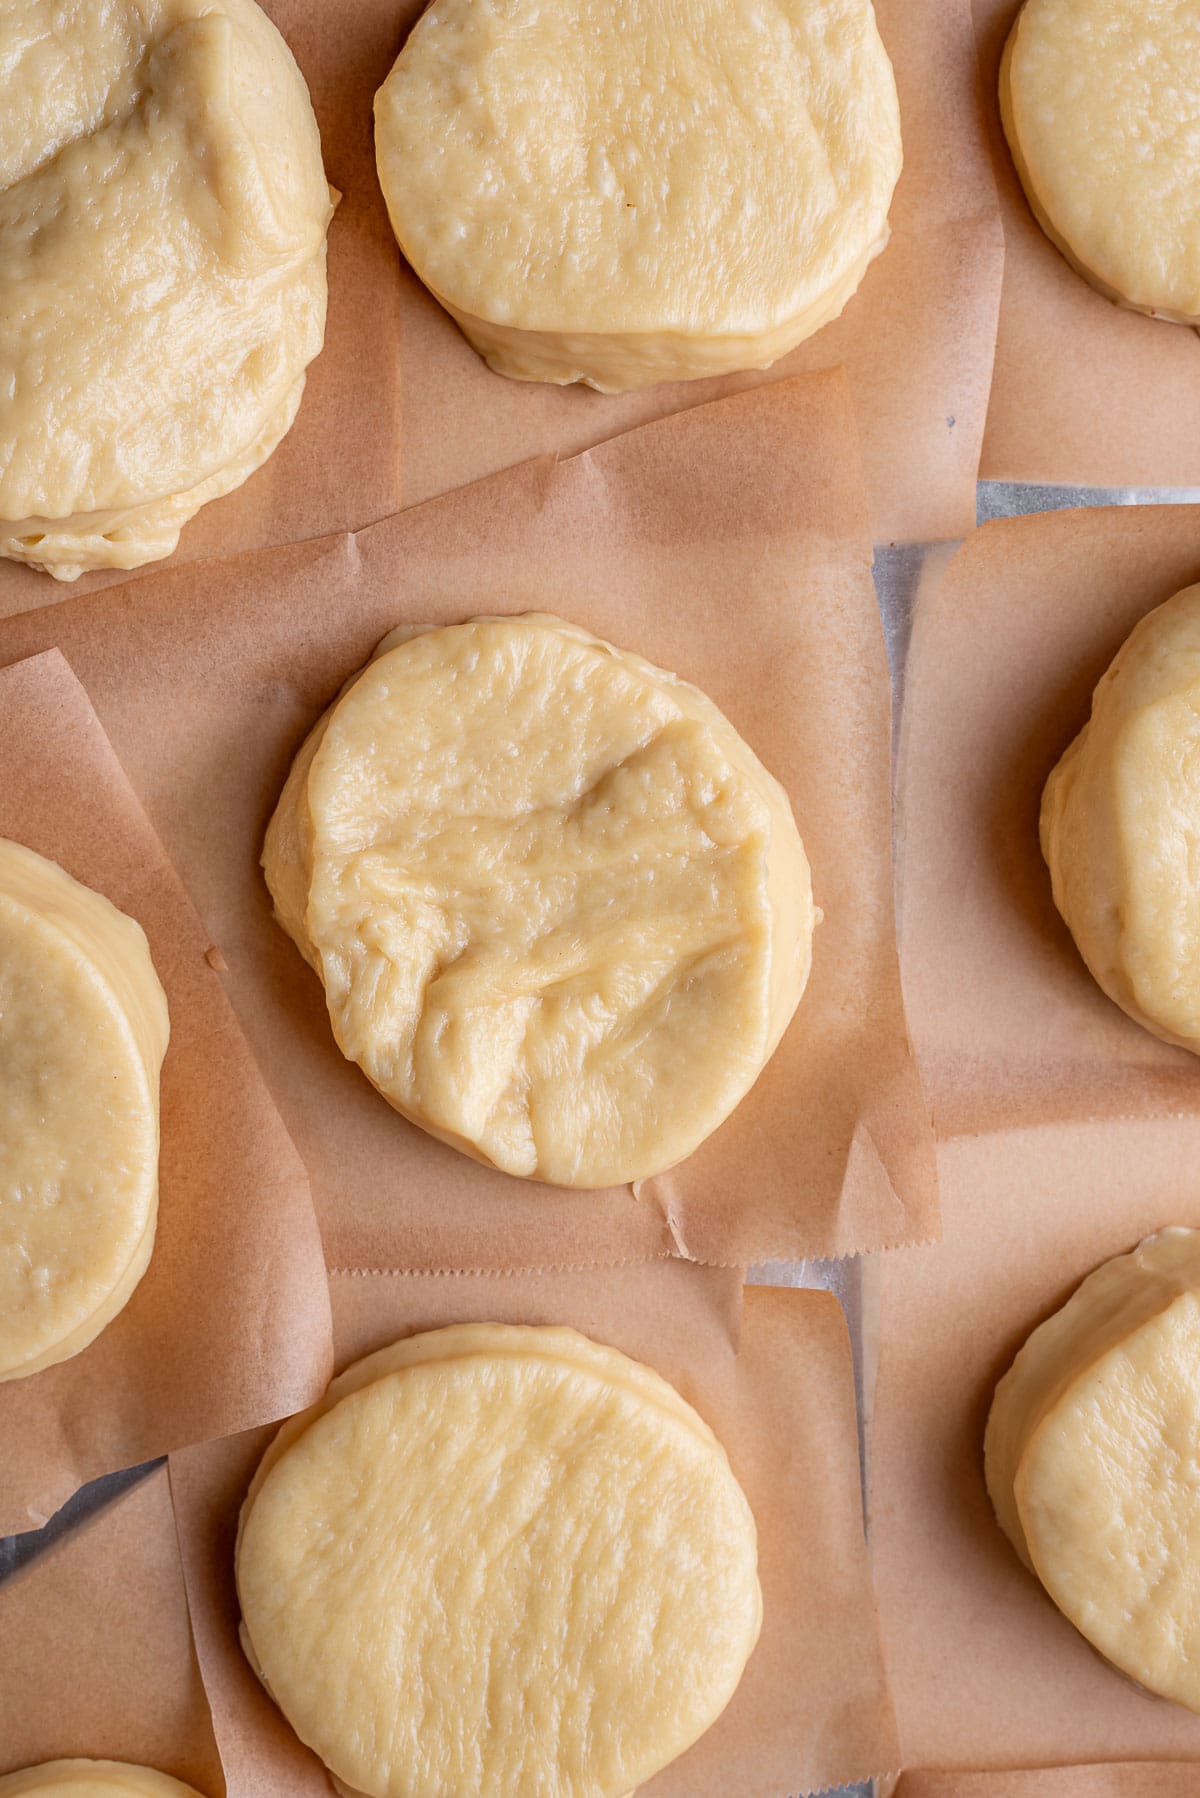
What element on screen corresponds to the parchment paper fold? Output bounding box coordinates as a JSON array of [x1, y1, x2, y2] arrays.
[[0, 1467, 223, 1794]]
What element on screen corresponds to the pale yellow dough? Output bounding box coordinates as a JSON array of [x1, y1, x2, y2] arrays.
[[236, 1324, 762, 1798], [1001, 0, 1200, 322], [374, 0, 901, 390], [1040, 583, 1200, 1051], [0, 840, 169, 1382], [0, 1765, 204, 1798], [0, 0, 334, 581], [263, 613, 815, 1188], [986, 1228, 1200, 1712]]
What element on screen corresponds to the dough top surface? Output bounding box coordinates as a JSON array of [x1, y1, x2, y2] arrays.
[[1040, 583, 1200, 1050], [264, 614, 813, 1188], [237, 1324, 762, 1798], [1003, 0, 1200, 319], [1017, 1273, 1200, 1710], [374, 0, 901, 338], [986, 1227, 1200, 1563], [0, 840, 168, 1380], [0, 0, 331, 523], [0, 1763, 205, 1797], [986, 1229, 1200, 1711]]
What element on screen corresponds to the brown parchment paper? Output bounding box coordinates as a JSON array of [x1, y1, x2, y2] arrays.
[[0, 0, 1001, 628], [0, 373, 937, 1270], [975, 0, 1200, 490], [895, 1770, 1200, 1798], [171, 1263, 899, 1798], [898, 504, 1200, 1138], [0, 651, 332, 1536], [0, 0, 407, 619], [0, 1467, 224, 1793], [868, 1122, 1200, 1770]]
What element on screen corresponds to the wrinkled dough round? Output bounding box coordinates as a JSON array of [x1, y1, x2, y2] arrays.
[[0, 0, 333, 579], [986, 1229, 1200, 1712], [1001, 0, 1200, 322], [236, 1324, 762, 1798], [263, 613, 814, 1188], [1041, 583, 1200, 1051], [0, 1763, 204, 1797], [374, 0, 901, 389], [0, 840, 169, 1381]]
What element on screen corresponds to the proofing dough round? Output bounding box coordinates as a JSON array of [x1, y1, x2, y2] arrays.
[[1041, 583, 1200, 1052], [1001, 0, 1200, 322], [263, 613, 815, 1188], [374, 0, 902, 390], [985, 1228, 1200, 1711], [236, 1324, 762, 1798], [0, 840, 169, 1382], [0, 0, 334, 581], [0, 1764, 204, 1798]]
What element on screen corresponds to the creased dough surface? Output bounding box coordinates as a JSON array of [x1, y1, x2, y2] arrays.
[[264, 614, 814, 1188], [0, 840, 169, 1382], [374, 0, 901, 389], [986, 1229, 1200, 1713], [236, 1324, 762, 1798], [1001, 0, 1200, 322], [1041, 582, 1200, 1052], [0, 1763, 203, 1797], [0, 0, 333, 579]]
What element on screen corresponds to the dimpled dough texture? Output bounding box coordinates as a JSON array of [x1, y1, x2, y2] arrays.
[[0, 840, 169, 1382], [1040, 583, 1200, 1052], [0, 0, 334, 581], [985, 1229, 1200, 1712], [373, 0, 902, 390], [236, 1324, 763, 1798], [0, 1766, 205, 1798], [263, 614, 815, 1189], [1001, 0, 1200, 322]]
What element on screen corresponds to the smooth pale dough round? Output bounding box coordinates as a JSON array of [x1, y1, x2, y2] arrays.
[[236, 1324, 763, 1798], [0, 840, 169, 1382], [1001, 0, 1200, 322], [986, 1228, 1200, 1711], [0, 0, 334, 581], [374, 0, 902, 390], [1040, 583, 1200, 1052], [263, 613, 815, 1188], [0, 1764, 204, 1798]]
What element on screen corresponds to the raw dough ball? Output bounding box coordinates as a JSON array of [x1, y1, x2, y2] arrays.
[[263, 614, 814, 1188], [374, 0, 901, 390], [0, 841, 169, 1382], [1001, 0, 1200, 322], [236, 1324, 762, 1798], [0, 1764, 203, 1797], [986, 1228, 1200, 1711], [1041, 583, 1200, 1052], [0, 0, 334, 581]]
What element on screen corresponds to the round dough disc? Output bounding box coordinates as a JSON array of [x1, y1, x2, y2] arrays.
[[986, 1229, 1200, 1712], [263, 613, 815, 1188], [0, 0, 334, 581], [0, 840, 169, 1382], [1041, 582, 1200, 1052], [0, 1764, 204, 1798], [236, 1324, 762, 1798], [1001, 0, 1200, 321], [374, 0, 901, 390]]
